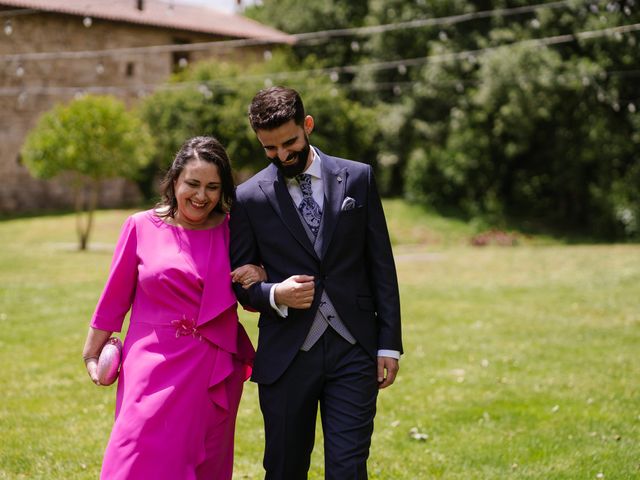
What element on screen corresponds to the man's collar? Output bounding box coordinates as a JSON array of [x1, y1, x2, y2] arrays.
[[305, 147, 322, 178]]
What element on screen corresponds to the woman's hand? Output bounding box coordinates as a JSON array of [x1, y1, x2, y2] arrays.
[[82, 327, 112, 386], [84, 356, 100, 385], [231, 264, 267, 289]]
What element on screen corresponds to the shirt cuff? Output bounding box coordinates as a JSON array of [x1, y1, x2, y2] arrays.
[[377, 349, 400, 360], [269, 284, 288, 318]]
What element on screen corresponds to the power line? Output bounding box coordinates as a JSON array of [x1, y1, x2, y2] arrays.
[[294, 0, 575, 40], [2, 21, 639, 97], [0, 0, 580, 63], [0, 36, 272, 62], [320, 21, 640, 75]]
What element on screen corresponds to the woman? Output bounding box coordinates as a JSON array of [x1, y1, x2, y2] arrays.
[[82, 136, 263, 479]]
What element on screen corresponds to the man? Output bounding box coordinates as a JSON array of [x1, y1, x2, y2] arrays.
[[230, 86, 402, 480]]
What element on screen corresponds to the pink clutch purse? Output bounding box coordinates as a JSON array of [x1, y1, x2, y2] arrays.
[[97, 337, 122, 386]]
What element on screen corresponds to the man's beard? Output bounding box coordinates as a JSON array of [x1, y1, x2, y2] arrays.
[[268, 139, 310, 178]]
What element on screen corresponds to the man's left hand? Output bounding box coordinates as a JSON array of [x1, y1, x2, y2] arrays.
[[377, 356, 399, 389]]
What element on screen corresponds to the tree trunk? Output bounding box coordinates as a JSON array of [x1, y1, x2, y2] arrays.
[[74, 178, 99, 251]]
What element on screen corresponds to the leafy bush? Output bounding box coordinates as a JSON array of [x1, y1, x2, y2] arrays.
[[404, 45, 640, 239], [139, 52, 379, 194]]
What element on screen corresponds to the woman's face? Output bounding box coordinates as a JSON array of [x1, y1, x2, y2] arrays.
[[173, 159, 221, 228]]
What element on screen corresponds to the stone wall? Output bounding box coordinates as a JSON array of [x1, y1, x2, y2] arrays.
[[0, 8, 265, 214]]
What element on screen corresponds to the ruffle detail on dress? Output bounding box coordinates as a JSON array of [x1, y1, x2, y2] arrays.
[[206, 347, 234, 411], [198, 302, 240, 354], [198, 306, 255, 411], [236, 322, 255, 382], [195, 214, 239, 353]]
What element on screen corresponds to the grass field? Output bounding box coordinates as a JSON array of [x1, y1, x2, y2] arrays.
[[0, 200, 638, 479]]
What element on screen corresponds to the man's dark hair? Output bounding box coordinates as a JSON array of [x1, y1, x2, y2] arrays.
[[249, 86, 305, 131]]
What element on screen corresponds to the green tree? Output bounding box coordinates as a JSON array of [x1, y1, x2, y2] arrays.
[[138, 60, 261, 192], [21, 95, 154, 250], [245, 0, 369, 72], [139, 51, 378, 189], [398, 1, 640, 238]]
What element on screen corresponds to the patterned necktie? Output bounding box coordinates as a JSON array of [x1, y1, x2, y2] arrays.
[[296, 173, 322, 237]]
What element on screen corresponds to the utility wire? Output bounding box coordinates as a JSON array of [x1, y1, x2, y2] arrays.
[[294, 0, 575, 40], [0, 0, 580, 63], [2, 20, 639, 97], [312, 21, 640, 75]]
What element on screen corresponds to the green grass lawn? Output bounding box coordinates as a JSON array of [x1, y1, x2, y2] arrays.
[[1, 203, 638, 479]]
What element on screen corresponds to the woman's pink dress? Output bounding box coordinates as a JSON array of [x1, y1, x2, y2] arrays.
[[90, 210, 254, 480]]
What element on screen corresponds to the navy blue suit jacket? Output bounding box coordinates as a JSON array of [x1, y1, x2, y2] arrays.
[[230, 148, 402, 385]]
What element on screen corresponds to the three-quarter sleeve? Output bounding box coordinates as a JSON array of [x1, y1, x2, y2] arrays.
[[90, 215, 139, 332]]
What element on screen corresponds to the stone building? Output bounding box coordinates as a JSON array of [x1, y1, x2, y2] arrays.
[[0, 0, 291, 213]]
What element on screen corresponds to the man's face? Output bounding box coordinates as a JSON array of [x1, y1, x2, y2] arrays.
[[256, 118, 313, 178]]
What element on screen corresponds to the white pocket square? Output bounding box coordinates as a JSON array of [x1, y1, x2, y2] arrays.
[[341, 197, 356, 211]]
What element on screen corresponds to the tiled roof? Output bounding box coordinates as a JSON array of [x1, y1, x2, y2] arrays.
[[0, 0, 293, 43]]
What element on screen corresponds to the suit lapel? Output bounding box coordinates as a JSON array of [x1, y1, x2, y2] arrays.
[[318, 151, 346, 259], [259, 169, 318, 260]]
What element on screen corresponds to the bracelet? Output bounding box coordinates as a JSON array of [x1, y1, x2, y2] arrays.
[[83, 355, 99, 364]]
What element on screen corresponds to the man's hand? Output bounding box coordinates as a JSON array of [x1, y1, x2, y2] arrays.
[[274, 275, 315, 309], [377, 356, 399, 389]]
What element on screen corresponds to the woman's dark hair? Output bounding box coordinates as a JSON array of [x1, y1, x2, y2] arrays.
[[156, 136, 235, 219], [249, 86, 305, 131]]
